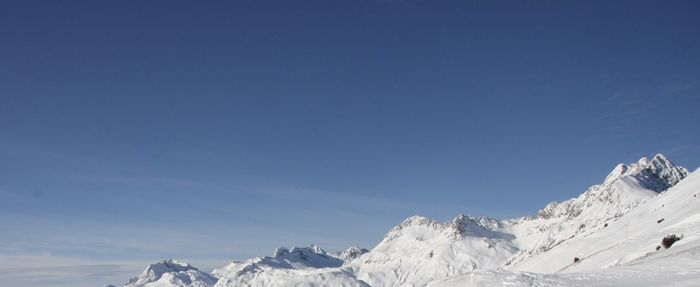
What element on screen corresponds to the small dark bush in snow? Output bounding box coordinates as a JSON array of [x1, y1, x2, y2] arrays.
[[573, 257, 580, 263], [604, 223, 608, 227], [656, 245, 661, 251], [661, 234, 681, 249], [657, 218, 664, 224]]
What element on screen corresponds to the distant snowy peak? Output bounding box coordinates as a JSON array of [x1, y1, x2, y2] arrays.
[[213, 245, 343, 278], [125, 259, 217, 287], [271, 245, 342, 267], [383, 215, 441, 240], [383, 214, 507, 242], [274, 244, 327, 258], [450, 214, 514, 239], [212, 245, 368, 287]]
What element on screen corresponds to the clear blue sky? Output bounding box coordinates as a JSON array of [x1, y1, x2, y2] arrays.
[[1, 0, 699, 285]]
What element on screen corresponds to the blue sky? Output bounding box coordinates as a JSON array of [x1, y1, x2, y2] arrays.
[[1, 1, 699, 286]]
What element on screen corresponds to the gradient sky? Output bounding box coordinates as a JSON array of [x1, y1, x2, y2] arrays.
[[1, 1, 700, 286]]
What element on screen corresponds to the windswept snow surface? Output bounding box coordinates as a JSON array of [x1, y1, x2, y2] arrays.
[[116, 154, 700, 287]]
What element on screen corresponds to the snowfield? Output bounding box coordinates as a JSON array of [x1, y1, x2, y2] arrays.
[[112, 154, 700, 287]]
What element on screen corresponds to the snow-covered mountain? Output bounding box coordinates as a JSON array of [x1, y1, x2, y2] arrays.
[[514, 164, 699, 274], [212, 245, 367, 287], [212, 245, 343, 278], [502, 154, 689, 266], [124, 260, 217, 287], [430, 159, 700, 286], [351, 153, 690, 286], [113, 154, 699, 287], [351, 215, 519, 286]]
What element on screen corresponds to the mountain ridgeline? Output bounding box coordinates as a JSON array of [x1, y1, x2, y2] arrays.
[[113, 154, 700, 287]]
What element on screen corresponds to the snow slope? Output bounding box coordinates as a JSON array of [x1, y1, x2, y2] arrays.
[[429, 166, 700, 287], [515, 166, 700, 273], [503, 154, 689, 266]]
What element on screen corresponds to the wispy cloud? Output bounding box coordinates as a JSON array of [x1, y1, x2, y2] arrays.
[[54, 171, 235, 193], [0, 253, 144, 287], [0, 252, 230, 287]]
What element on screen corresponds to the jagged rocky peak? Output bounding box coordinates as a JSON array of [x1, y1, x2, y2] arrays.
[[536, 201, 565, 219], [603, 153, 688, 190], [448, 214, 491, 238], [274, 245, 328, 258], [343, 246, 369, 259], [641, 153, 689, 191], [449, 214, 515, 240], [331, 246, 369, 260]]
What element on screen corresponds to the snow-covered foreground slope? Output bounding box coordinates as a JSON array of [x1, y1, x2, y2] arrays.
[[114, 154, 700, 287], [432, 241, 700, 287], [503, 154, 689, 266], [430, 167, 700, 287], [515, 164, 700, 273], [430, 246, 700, 287]]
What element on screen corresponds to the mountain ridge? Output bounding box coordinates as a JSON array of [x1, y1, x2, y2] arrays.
[[112, 154, 698, 287]]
